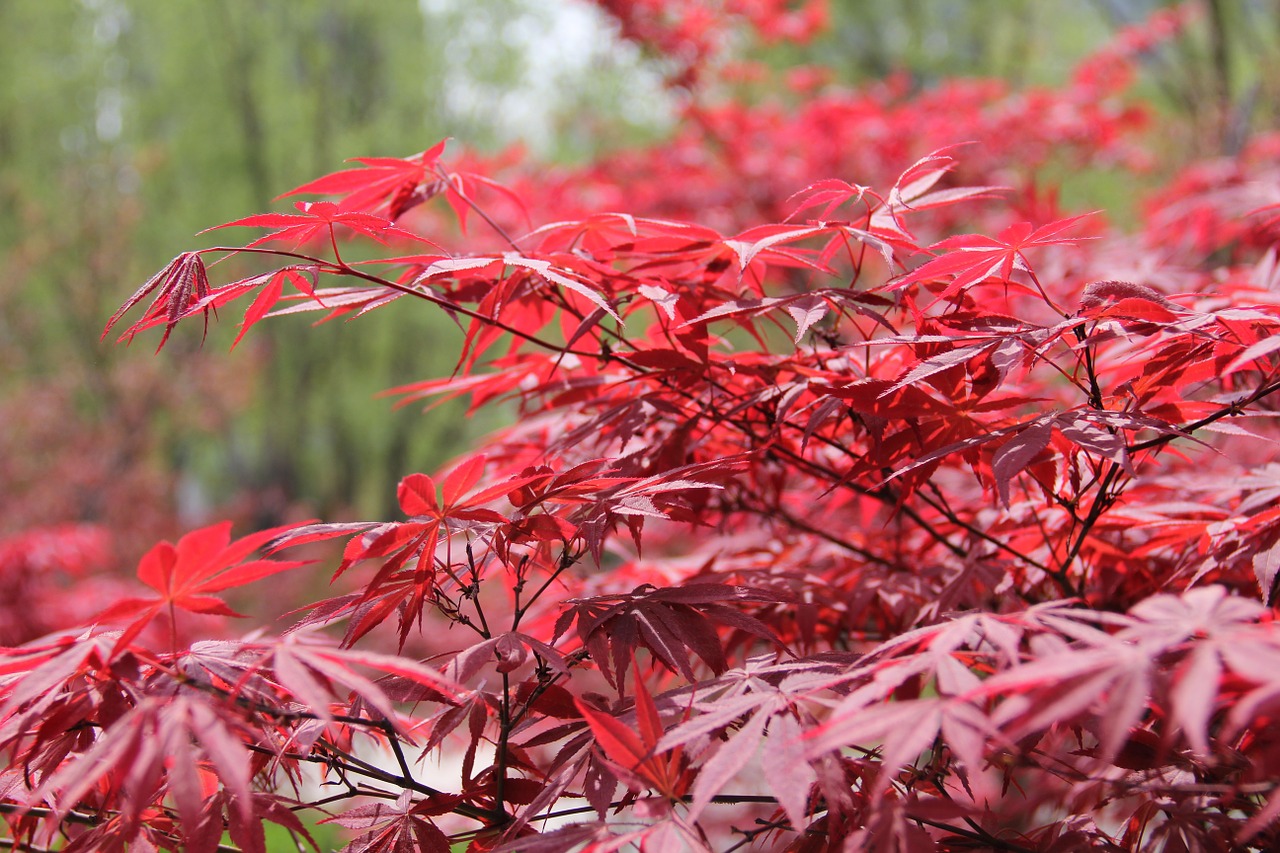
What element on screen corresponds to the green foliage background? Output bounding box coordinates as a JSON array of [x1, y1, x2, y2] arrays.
[[0, 0, 661, 540]]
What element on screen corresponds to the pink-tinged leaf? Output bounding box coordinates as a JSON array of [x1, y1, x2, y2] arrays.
[[785, 178, 868, 222], [0, 639, 104, 723], [840, 225, 897, 267], [987, 643, 1152, 762], [557, 307, 609, 368], [1253, 541, 1280, 602], [492, 633, 529, 673], [264, 285, 398, 319], [518, 632, 571, 674], [886, 150, 956, 213], [764, 712, 815, 837], [688, 709, 767, 822], [491, 822, 620, 853], [638, 283, 678, 320], [163, 721, 204, 847], [319, 646, 465, 704], [583, 755, 619, 820], [680, 296, 784, 328], [938, 702, 1002, 803], [505, 254, 621, 323], [658, 693, 779, 753], [806, 698, 945, 800], [1224, 336, 1280, 377], [273, 645, 339, 724], [445, 637, 501, 685], [252, 795, 321, 853], [900, 183, 1005, 213], [879, 423, 1020, 486], [287, 648, 402, 725], [31, 703, 150, 819], [881, 342, 996, 396], [991, 418, 1054, 507], [1055, 413, 1130, 472], [1169, 644, 1221, 756], [786, 295, 828, 344], [990, 336, 1026, 381], [723, 225, 825, 270], [266, 521, 377, 553], [414, 256, 503, 282], [186, 700, 253, 825]]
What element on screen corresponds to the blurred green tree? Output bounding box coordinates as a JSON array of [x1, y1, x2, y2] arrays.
[[0, 0, 678, 545]]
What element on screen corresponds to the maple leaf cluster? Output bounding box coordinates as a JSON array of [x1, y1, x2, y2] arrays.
[[8, 4, 1280, 851]]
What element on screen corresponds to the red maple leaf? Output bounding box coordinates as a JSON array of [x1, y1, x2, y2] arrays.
[[94, 522, 307, 653], [892, 214, 1096, 299]]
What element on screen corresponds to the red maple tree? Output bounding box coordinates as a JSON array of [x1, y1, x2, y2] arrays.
[[7, 4, 1280, 851]]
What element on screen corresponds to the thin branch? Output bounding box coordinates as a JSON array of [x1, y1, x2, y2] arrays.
[[434, 163, 521, 251], [0, 803, 242, 853]]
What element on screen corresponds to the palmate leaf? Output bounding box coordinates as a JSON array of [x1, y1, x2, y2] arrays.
[[679, 291, 834, 346], [890, 214, 1096, 297], [805, 696, 996, 803], [306, 463, 555, 649], [230, 267, 319, 348], [278, 139, 449, 217], [209, 201, 441, 250], [555, 583, 785, 689], [991, 417, 1055, 507], [722, 223, 830, 272], [93, 521, 308, 654], [784, 177, 872, 223], [870, 147, 1004, 236], [0, 634, 118, 727], [574, 663, 690, 799], [268, 635, 466, 729]]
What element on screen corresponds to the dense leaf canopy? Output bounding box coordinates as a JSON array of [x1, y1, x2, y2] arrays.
[[7, 3, 1280, 851]]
